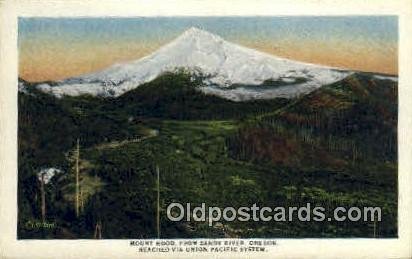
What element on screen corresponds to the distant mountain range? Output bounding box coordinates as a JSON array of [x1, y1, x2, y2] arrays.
[[19, 27, 397, 101]]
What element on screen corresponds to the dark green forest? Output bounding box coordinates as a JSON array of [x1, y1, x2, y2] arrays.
[[18, 71, 397, 238]]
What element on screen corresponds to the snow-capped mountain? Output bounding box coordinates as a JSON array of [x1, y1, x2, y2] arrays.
[[37, 27, 353, 101]]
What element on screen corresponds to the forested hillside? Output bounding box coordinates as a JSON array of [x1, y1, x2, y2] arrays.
[[18, 71, 397, 238]]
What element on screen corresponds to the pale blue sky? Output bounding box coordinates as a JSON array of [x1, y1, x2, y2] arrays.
[[18, 16, 398, 81]]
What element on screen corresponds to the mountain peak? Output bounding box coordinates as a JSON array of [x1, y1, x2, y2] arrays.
[[183, 26, 206, 34], [37, 26, 352, 100], [177, 26, 223, 42]]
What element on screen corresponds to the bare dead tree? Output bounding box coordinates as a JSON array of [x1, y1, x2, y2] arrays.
[[75, 138, 80, 218], [156, 165, 160, 239], [40, 173, 46, 222], [94, 221, 102, 239]]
